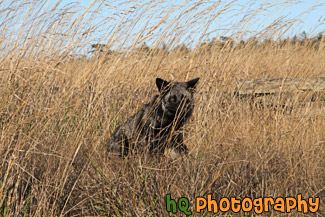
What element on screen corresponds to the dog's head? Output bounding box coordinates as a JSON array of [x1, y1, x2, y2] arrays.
[[156, 77, 199, 115]]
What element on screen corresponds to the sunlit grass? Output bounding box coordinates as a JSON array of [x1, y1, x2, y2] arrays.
[[0, 0, 324, 216]]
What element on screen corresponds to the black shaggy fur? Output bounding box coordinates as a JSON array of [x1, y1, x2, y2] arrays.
[[107, 77, 200, 157]]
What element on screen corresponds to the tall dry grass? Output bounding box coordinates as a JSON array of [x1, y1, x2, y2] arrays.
[[0, 0, 324, 216]]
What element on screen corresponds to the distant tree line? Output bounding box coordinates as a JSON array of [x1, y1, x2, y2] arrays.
[[198, 32, 324, 50], [89, 32, 324, 56]]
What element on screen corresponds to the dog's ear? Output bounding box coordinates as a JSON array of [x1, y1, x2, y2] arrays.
[[156, 78, 170, 92], [186, 78, 200, 90]]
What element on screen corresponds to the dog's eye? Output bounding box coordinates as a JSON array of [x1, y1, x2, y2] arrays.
[[169, 96, 176, 102]]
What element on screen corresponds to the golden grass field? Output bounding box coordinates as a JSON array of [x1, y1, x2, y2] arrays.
[[0, 1, 324, 216]]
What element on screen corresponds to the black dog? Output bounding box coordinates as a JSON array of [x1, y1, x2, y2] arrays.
[[107, 77, 199, 157]]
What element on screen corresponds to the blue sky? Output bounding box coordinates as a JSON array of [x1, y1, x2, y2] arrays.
[[1, 0, 324, 53], [72, 0, 325, 46], [284, 0, 324, 35], [74, 0, 324, 34]]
